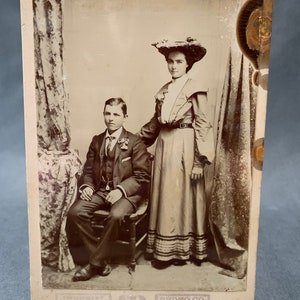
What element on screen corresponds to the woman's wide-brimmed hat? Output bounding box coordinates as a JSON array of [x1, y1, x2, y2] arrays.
[[152, 37, 207, 63]]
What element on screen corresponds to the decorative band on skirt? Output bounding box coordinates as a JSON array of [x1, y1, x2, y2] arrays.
[[146, 229, 208, 261]]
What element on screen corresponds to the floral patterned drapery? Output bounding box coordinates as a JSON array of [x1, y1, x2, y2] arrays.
[[34, 0, 70, 151], [209, 47, 257, 279], [33, 0, 82, 271], [39, 149, 81, 271]]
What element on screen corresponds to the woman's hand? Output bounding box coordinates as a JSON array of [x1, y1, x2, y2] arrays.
[[80, 186, 94, 201], [191, 166, 204, 181], [106, 189, 123, 205]]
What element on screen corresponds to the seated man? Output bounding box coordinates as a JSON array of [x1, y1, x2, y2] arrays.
[[68, 97, 151, 282]]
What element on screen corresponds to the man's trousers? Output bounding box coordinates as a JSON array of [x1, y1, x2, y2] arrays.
[[68, 191, 134, 267]]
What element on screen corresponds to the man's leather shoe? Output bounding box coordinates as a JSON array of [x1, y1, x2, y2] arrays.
[[72, 264, 101, 282], [72, 263, 112, 282]]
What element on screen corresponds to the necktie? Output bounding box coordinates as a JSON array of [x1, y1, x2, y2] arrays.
[[105, 135, 115, 156]]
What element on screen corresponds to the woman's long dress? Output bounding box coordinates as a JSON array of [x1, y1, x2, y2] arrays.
[[139, 77, 215, 261]]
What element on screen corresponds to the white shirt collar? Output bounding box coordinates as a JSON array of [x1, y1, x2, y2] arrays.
[[105, 126, 123, 140], [171, 74, 189, 85]]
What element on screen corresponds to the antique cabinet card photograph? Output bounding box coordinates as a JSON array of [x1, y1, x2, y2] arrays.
[[20, 0, 273, 299]]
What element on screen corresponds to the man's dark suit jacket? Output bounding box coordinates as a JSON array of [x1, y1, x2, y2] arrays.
[[82, 128, 151, 210]]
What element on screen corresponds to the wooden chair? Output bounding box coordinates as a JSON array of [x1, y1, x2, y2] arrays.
[[90, 154, 154, 273]]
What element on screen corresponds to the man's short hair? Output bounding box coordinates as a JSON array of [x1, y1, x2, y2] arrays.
[[104, 97, 127, 116]]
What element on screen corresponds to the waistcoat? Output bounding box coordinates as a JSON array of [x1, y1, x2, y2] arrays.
[[101, 144, 116, 189]]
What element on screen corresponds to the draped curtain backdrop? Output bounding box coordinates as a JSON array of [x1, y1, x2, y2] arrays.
[[33, 0, 81, 272], [209, 44, 257, 279]]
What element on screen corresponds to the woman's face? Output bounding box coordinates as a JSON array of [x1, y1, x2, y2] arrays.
[[167, 51, 189, 79]]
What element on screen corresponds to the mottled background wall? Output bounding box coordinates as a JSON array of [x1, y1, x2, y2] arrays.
[[64, 0, 240, 160]]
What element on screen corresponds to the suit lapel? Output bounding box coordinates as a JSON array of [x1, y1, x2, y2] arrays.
[[114, 127, 127, 165], [97, 133, 106, 183], [98, 133, 106, 160]]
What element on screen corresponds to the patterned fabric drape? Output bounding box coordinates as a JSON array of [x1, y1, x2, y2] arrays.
[[34, 0, 70, 151], [209, 46, 257, 279], [33, 0, 82, 271], [39, 149, 81, 271]]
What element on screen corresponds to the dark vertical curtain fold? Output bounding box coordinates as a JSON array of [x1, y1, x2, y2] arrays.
[[33, 0, 81, 272], [33, 0, 70, 151], [209, 46, 257, 279]]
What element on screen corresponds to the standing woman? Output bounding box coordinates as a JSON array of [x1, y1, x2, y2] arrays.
[[138, 37, 214, 267]]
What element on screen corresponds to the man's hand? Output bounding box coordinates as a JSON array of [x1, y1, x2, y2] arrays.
[[106, 189, 123, 205], [191, 166, 204, 181], [80, 186, 94, 201]]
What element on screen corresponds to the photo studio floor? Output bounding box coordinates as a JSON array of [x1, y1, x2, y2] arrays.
[[42, 244, 246, 292]]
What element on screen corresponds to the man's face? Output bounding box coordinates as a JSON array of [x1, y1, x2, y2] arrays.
[[103, 104, 126, 133]]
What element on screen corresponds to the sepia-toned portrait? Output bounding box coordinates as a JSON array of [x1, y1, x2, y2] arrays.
[[21, 0, 273, 299]]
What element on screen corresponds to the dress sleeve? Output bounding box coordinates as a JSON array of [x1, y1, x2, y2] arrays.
[[191, 92, 215, 166], [137, 102, 161, 147]]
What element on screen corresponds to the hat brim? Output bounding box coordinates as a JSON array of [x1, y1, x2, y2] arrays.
[[155, 44, 207, 63]]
